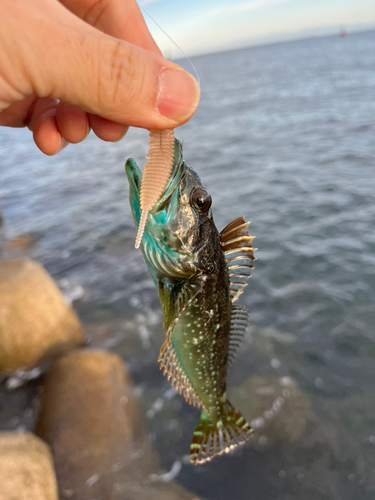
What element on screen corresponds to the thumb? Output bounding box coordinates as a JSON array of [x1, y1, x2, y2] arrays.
[[19, 4, 200, 129]]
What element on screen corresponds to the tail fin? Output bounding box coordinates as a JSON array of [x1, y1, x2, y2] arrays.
[[189, 402, 253, 465]]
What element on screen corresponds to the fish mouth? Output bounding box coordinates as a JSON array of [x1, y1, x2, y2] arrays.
[[125, 139, 185, 225]]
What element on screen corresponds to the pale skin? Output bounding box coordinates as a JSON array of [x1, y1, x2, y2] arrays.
[[0, 0, 200, 155]]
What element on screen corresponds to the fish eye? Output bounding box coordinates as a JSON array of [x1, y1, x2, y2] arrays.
[[190, 188, 212, 213]]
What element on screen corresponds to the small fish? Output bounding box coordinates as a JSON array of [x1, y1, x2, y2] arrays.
[[125, 139, 256, 464]]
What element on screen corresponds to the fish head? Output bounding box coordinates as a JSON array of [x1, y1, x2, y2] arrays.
[[126, 139, 215, 283]]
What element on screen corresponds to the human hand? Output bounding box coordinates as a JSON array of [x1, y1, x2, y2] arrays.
[[0, 0, 200, 155]]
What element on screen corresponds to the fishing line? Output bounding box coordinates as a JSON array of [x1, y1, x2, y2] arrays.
[[140, 7, 201, 87]]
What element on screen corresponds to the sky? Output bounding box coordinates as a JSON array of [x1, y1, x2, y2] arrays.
[[137, 0, 375, 56]]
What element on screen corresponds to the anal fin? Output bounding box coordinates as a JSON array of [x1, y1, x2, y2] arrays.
[[158, 339, 203, 409]]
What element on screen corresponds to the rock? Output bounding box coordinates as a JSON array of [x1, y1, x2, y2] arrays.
[[36, 349, 200, 500], [0, 259, 84, 372], [232, 375, 311, 447], [0, 432, 58, 500], [2, 234, 36, 251]]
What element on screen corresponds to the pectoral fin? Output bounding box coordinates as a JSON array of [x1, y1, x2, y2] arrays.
[[157, 276, 206, 408], [158, 277, 204, 334]]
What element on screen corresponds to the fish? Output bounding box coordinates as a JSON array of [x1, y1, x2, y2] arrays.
[[125, 139, 256, 465]]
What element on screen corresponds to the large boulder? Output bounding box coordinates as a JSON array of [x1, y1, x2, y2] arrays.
[[0, 259, 84, 372], [36, 349, 200, 500], [0, 432, 58, 500]]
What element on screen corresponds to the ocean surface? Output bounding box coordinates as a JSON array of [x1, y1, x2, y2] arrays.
[[1, 31, 375, 499]]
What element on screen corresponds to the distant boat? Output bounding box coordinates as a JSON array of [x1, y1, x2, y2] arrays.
[[340, 27, 347, 38]]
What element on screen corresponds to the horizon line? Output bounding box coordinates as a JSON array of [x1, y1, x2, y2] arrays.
[[169, 24, 375, 61]]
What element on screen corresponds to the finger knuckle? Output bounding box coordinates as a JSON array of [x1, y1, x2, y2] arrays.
[[97, 36, 141, 117]]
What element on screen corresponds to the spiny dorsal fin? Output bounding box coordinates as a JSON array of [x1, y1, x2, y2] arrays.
[[228, 305, 249, 366], [189, 402, 253, 465], [158, 339, 203, 409], [220, 216, 257, 302]]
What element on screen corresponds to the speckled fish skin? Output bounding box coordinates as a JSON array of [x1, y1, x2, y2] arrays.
[[125, 139, 253, 464], [161, 181, 232, 417]]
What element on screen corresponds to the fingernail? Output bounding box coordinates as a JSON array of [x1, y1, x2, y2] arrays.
[[157, 69, 200, 122], [113, 126, 129, 142]]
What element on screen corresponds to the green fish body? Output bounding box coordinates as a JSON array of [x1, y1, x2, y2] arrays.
[[126, 140, 256, 464]]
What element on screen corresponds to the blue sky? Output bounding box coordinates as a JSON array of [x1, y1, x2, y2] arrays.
[[137, 0, 375, 56]]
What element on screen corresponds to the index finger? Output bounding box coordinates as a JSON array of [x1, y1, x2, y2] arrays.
[[59, 0, 162, 55]]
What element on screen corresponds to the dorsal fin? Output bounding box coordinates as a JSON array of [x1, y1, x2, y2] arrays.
[[220, 217, 257, 302], [228, 305, 248, 366], [158, 339, 203, 408]]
